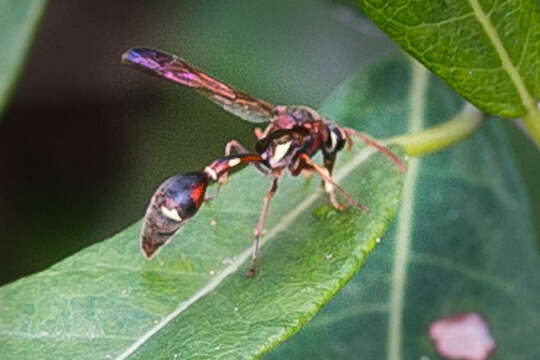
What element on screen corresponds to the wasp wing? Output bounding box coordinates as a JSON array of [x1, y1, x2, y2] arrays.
[[122, 48, 274, 124]]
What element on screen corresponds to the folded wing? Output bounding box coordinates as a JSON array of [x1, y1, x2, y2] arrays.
[[122, 47, 274, 123]]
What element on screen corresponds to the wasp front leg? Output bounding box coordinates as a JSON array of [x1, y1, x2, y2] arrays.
[[322, 152, 339, 193], [323, 153, 337, 176], [299, 154, 367, 212], [320, 153, 343, 210]]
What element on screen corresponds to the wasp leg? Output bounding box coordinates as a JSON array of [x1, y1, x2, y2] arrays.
[[225, 139, 250, 155], [320, 169, 343, 210], [343, 128, 405, 172], [254, 128, 264, 140], [203, 165, 228, 202], [299, 154, 368, 212], [203, 174, 227, 202], [323, 153, 337, 176], [246, 176, 279, 277], [320, 152, 338, 190]]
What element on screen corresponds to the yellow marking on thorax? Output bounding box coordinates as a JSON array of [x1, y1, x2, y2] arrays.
[[271, 141, 292, 164]]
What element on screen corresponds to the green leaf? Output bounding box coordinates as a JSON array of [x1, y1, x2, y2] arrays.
[[0, 64, 406, 358], [0, 0, 47, 118], [268, 60, 540, 359], [355, 0, 540, 120]]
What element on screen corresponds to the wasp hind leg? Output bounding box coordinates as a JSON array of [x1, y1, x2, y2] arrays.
[[246, 176, 278, 277]]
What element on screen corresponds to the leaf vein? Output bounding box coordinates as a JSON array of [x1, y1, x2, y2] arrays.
[[0, 330, 135, 341], [387, 60, 428, 360], [467, 0, 538, 114], [410, 253, 515, 294]]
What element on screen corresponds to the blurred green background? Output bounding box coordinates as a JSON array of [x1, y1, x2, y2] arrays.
[[0, 0, 538, 287]]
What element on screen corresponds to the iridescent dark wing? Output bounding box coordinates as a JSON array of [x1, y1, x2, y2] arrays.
[[122, 48, 274, 123]]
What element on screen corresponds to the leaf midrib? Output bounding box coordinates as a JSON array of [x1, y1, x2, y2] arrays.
[[387, 60, 428, 360], [114, 145, 378, 359]]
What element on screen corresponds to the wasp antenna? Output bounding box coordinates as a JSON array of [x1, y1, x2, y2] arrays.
[[344, 128, 405, 172]]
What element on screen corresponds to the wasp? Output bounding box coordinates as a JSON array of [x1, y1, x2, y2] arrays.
[[122, 48, 404, 276]]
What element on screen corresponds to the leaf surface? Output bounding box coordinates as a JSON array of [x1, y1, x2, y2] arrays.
[[268, 59, 540, 359], [0, 0, 47, 117], [355, 0, 540, 119], [0, 60, 406, 358]]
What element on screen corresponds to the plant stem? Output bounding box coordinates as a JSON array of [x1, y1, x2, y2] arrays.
[[387, 103, 484, 157], [520, 108, 540, 149]]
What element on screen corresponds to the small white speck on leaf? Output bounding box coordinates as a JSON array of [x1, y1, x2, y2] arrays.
[[325, 254, 333, 260], [375, 237, 381, 243], [209, 270, 215, 275], [234, 307, 239, 312], [210, 219, 217, 226]]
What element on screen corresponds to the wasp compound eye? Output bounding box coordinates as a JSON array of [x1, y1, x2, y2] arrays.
[[140, 172, 208, 258]]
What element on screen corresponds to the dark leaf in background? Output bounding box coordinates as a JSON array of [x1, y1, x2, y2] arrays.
[[0, 0, 46, 117]]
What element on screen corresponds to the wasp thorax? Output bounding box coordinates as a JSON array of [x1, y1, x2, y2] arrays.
[[140, 172, 208, 258]]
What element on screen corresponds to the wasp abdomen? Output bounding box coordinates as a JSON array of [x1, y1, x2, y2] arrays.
[[140, 172, 208, 258]]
